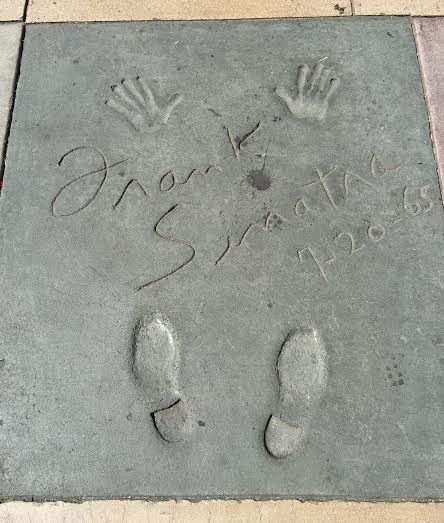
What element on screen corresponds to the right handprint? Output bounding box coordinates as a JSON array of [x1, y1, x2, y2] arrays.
[[275, 63, 340, 122]]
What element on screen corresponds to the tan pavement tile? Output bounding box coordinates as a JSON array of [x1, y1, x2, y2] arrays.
[[355, 0, 444, 15], [26, 0, 351, 22], [414, 17, 444, 193], [0, 500, 443, 522], [0, 23, 21, 174], [0, 0, 25, 21]]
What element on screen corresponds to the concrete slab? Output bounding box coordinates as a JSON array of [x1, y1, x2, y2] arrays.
[[414, 18, 444, 195], [0, 23, 21, 176], [355, 0, 444, 15], [0, 1, 25, 21], [1, 500, 443, 522], [26, 0, 351, 23], [1, 18, 443, 499]]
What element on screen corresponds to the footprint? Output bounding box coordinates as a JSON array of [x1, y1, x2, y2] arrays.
[[265, 328, 327, 458], [131, 313, 195, 442]]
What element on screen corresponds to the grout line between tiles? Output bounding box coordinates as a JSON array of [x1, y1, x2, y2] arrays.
[[23, 0, 31, 22], [0, 495, 442, 503], [21, 14, 420, 26], [411, 18, 444, 203], [29, 16, 348, 25], [0, 23, 26, 193]]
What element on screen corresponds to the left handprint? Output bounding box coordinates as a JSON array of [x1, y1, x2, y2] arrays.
[[105, 77, 183, 134]]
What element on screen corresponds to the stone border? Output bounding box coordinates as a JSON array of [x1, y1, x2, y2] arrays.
[[23, 0, 444, 22], [0, 1, 25, 21], [355, 1, 443, 16], [413, 17, 444, 193], [26, 0, 352, 23], [0, 500, 443, 522]]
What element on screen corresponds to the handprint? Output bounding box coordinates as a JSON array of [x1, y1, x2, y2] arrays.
[[275, 63, 340, 121], [105, 77, 183, 133]]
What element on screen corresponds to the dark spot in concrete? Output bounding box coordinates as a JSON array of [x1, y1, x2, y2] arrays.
[[0, 360, 4, 370], [432, 334, 443, 346], [273, 116, 282, 122], [207, 107, 222, 117], [267, 302, 273, 309], [126, 413, 132, 421], [440, 357, 444, 365], [198, 420, 205, 427], [387, 32, 393, 37], [176, 66, 182, 71], [73, 59, 79, 64], [386, 353, 405, 385], [247, 167, 271, 191], [334, 4, 346, 14]]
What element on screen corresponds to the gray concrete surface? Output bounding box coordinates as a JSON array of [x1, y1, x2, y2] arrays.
[[0, 18, 443, 499]]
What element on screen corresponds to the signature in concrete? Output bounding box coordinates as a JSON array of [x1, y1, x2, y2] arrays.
[[49, 69, 436, 291]]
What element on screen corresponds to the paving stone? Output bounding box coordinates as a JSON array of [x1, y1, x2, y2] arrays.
[[0, 500, 443, 522], [414, 18, 444, 194], [26, 0, 351, 22], [1, 18, 443, 499], [0, 0, 25, 21], [0, 23, 21, 174], [355, 0, 444, 15]]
